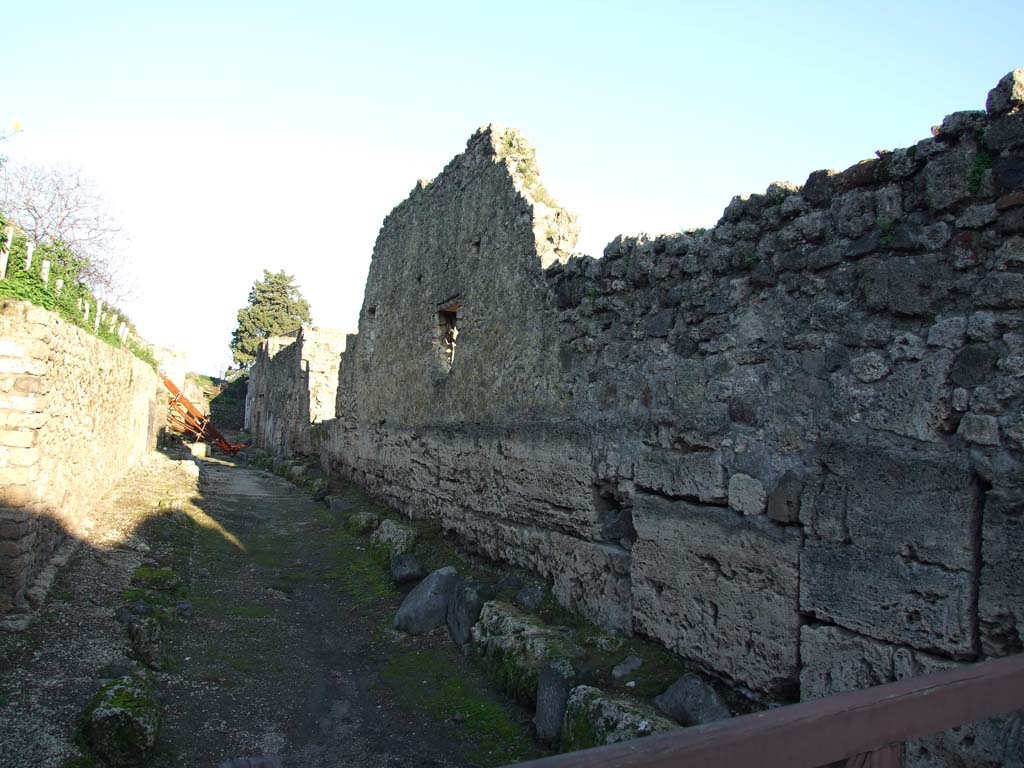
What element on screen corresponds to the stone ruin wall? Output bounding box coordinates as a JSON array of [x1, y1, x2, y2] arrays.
[[251, 72, 1023, 734], [0, 300, 163, 612], [246, 326, 346, 456]]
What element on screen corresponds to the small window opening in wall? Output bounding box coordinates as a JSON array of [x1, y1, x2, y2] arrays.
[[437, 304, 460, 370], [367, 306, 376, 319], [471, 237, 481, 256]]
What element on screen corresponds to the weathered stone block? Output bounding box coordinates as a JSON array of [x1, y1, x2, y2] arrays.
[[727, 472, 766, 515], [927, 317, 967, 349], [561, 685, 677, 752], [393, 566, 459, 635], [986, 68, 1024, 116], [471, 601, 581, 704], [767, 473, 803, 523], [987, 112, 1024, 152], [801, 624, 1024, 768], [861, 254, 954, 318], [958, 413, 1001, 445], [0, 484, 33, 508], [979, 483, 1024, 656], [0, 429, 35, 449], [800, 543, 974, 654], [801, 444, 977, 571], [924, 140, 976, 211], [369, 518, 417, 560], [862, 350, 954, 443], [447, 580, 487, 648], [631, 495, 801, 695], [84, 675, 161, 767], [635, 448, 725, 504], [654, 673, 731, 726], [535, 660, 576, 745]]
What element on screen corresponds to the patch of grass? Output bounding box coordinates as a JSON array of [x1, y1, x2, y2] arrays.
[[131, 566, 183, 595], [581, 634, 686, 698], [121, 587, 176, 608], [322, 542, 398, 606], [189, 591, 226, 616], [271, 569, 306, 593], [228, 603, 271, 620], [382, 647, 546, 767], [412, 526, 468, 575], [246, 531, 291, 569], [536, 592, 587, 628], [968, 151, 993, 194], [206, 651, 259, 674]]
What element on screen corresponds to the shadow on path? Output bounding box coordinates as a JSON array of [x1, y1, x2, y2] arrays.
[[0, 446, 543, 768]]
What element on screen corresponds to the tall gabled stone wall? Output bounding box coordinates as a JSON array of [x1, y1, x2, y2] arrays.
[[0, 300, 163, 612], [249, 69, 1023, 748], [246, 325, 346, 456], [317, 70, 1024, 714]]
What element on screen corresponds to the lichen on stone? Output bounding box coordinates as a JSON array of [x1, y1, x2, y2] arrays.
[[560, 684, 677, 752], [83, 674, 160, 767], [471, 601, 582, 704]]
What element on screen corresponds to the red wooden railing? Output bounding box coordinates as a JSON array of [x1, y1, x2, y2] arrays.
[[504, 654, 1024, 768]]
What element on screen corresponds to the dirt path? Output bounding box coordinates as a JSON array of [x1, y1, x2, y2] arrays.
[[0, 448, 544, 768]]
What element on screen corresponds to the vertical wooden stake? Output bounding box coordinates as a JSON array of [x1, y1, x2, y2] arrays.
[[0, 225, 12, 279]]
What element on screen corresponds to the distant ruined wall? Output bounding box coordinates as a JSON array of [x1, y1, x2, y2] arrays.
[[251, 70, 1023, 739], [246, 326, 346, 456], [0, 300, 163, 612]]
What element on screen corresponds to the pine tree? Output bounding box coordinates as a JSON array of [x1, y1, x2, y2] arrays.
[[230, 269, 312, 368]]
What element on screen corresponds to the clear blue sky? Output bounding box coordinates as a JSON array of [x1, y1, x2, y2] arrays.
[[1, 0, 1021, 375]]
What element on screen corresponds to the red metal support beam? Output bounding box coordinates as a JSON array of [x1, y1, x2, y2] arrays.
[[160, 374, 245, 455]]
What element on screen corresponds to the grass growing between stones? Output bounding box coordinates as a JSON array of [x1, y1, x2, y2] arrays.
[[321, 526, 399, 605], [382, 647, 547, 767], [580, 634, 686, 699]]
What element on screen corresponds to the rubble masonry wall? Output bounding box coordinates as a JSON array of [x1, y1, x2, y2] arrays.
[[247, 326, 346, 456], [253, 72, 1024, 735], [0, 300, 163, 611]]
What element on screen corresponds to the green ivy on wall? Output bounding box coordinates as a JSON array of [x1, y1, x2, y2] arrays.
[[0, 214, 157, 369]]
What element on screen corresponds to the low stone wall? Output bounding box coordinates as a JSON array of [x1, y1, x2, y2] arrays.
[[250, 69, 1024, 746], [0, 300, 163, 612], [246, 326, 346, 456]]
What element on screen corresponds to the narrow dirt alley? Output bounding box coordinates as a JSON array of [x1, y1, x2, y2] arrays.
[[0, 447, 545, 768]]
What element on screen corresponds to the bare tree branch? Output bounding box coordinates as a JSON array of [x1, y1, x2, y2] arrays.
[[1, 163, 130, 299]]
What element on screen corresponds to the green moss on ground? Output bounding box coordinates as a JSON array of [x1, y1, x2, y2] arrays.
[[382, 647, 547, 767], [246, 531, 292, 569], [131, 566, 183, 595], [228, 603, 271, 619], [535, 592, 586, 628], [580, 634, 685, 699], [206, 651, 259, 674], [478, 645, 540, 706]]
